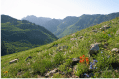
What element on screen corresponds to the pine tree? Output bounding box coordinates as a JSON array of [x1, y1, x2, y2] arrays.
[[1, 41, 8, 56]]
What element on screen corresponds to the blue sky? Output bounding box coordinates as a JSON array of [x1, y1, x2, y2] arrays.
[[1, 0, 119, 20]]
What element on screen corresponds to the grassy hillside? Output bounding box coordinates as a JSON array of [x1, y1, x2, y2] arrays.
[[1, 15, 58, 56], [1, 17, 119, 78]]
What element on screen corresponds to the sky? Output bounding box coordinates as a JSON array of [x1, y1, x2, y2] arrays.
[[1, 0, 119, 20]]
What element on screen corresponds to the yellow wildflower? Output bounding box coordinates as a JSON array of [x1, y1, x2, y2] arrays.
[[5, 71, 8, 73]]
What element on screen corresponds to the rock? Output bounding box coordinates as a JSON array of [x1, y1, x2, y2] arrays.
[[115, 69, 118, 73], [25, 56, 32, 61], [45, 68, 58, 77], [92, 30, 97, 33], [70, 38, 77, 41], [72, 34, 75, 36], [100, 25, 111, 31], [78, 36, 83, 39], [71, 58, 80, 67], [9, 58, 19, 64], [73, 65, 78, 72], [79, 36, 83, 39], [111, 48, 119, 53], [89, 43, 100, 57]]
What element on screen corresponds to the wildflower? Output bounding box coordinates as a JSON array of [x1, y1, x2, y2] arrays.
[[103, 31, 104, 32], [93, 59, 98, 63], [79, 56, 82, 60], [86, 58, 89, 61], [79, 60, 82, 63], [82, 55, 85, 57], [82, 59, 85, 62], [84, 73, 89, 77], [5, 71, 8, 73]]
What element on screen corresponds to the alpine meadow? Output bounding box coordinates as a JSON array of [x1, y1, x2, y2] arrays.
[[1, 0, 119, 78]]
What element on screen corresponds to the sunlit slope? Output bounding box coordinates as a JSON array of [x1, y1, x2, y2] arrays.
[[1, 17, 119, 78]]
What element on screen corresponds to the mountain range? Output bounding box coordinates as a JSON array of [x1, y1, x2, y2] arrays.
[[22, 12, 119, 38], [1, 15, 58, 56]]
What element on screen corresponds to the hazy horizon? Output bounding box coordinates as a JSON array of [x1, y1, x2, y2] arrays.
[[1, 0, 119, 20]]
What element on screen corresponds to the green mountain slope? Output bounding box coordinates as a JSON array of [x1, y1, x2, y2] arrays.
[[56, 12, 119, 38], [1, 15, 58, 56], [1, 17, 119, 78], [22, 12, 119, 38]]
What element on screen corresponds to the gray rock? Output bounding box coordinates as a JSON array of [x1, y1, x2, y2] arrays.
[[45, 68, 58, 77], [9, 58, 19, 64], [111, 48, 119, 53], [92, 30, 97, 33], [100, 25, 111, 31], [71, 58, 80, 66], [79, 36, 83, 39], [89, 43, 101, 57]]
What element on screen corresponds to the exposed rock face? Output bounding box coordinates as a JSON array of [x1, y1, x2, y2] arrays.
[[9, 58, 19, 64], [89, 43, 101, 57], [111, 48, 119, 53]]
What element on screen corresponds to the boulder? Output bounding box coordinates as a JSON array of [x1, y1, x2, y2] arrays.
[[79, 36, 83, 39], [89, 43, 101, 57], [9, 58, 19, 64], [111, 48, 119, 53], [45, 68, 58, 77]]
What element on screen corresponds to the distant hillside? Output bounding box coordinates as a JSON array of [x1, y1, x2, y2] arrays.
[[22, 12, 119, 38], [56, 12, 119, 38], [22, 15, 51, 26], [1, 15, 58, 56]]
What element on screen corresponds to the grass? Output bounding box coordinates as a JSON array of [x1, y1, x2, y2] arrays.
[[1, 17, 119, 78]]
